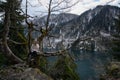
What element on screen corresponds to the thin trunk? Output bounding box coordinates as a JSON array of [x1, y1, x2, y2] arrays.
[[25, 0, 32, 53], [38, 0, 52, 52], [28, 27, 32, 53], [45, 0, 52, 30]]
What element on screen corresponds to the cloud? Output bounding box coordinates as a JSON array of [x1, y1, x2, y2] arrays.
[[70, 0, 120, 15], [22, 0, 120, 16], [109, 0, 120, 6]]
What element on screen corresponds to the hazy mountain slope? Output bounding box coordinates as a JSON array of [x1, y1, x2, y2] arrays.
[[33, 5, 120, 51], [68, 5, 120, 51]]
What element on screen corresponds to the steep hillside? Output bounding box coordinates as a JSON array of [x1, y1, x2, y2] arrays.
[[56, 5, 120, 51], [32, 5, 120, 51]]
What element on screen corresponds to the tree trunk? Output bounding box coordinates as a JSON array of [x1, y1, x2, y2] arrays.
[[1, 8, 23, 63]]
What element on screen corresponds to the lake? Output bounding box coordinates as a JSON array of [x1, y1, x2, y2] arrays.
[[48, 49, 111, 80], [71, 49, 111, 80]]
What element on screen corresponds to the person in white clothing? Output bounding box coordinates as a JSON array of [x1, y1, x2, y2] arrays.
[[28, 39, 40, 67], [30, 39, 40, 55], [31, 40, 40, 53]]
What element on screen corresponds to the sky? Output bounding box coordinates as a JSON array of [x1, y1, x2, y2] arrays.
[[21, 0, 120, 16]]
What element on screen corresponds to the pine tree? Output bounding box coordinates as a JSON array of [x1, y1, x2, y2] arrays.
[[8, 0, 27, 59], [49, 51, 80, 80], [0, 0, 25, 63]]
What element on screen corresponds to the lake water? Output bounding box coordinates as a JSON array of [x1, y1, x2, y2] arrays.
[[71, 49, 111, 80], [48, 49, 111, 80]]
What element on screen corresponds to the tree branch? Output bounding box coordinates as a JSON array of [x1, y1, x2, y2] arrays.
[[1, 5, 23, 63], [8, 39, 27, 45], [45, 0, 52, 30], [39, 49, 66, 57], [51, 0, 80, 12], [38, 49, 75, 61], [51, 0, 65, 10]]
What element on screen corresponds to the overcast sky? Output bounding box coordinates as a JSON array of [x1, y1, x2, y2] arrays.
[[21, 0, 120, 16]]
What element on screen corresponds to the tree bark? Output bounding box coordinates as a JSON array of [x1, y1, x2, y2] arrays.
[[1, 8, 23, 63]]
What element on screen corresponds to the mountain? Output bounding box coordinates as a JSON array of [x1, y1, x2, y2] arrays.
[[32, 13, 78, 39], [33, 13, 78, 28], [33, 5, 120, 52], [61, 5, 120, 51]]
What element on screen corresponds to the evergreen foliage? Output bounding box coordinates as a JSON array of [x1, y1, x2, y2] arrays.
[[38, 56, 48, 73], [0, 0, 27, 63], [0, 53, 8, 67], [0, 1, 80, 80], [8, 0, 27, 59], [49, 51, 80, 80]]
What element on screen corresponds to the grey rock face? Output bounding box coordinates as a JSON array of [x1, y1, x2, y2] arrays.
[[32, 5, 120, 51], [0, 64, 53, 80]]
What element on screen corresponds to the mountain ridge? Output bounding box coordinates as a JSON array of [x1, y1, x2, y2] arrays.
[[33, 5, 120, 51]]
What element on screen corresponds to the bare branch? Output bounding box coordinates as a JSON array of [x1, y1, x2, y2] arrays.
[[37, 49, 75, 61], [45, 0, 52, 30], [51, 0, 65, 10], [20, 8, 33, 18], [51, 0, 80, 12], [106, 0, 116, 5], [25, 0, 34, 24], [37, 0, 48, 10], [37, 0, 43, 6], [39, 49, 66, 57], [25, 0, 29, 25], [27, 1, 38, 7], [8, 39, 27, 45]]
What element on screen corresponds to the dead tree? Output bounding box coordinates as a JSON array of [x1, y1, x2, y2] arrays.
[[36, 0, 80, 51]]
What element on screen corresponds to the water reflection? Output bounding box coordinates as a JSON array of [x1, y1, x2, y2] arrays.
[[47, 49, 111, 80], [71, 50, 111, 80]]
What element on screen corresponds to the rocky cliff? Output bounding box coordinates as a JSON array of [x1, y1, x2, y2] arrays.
[[33, 5, 120, 52]]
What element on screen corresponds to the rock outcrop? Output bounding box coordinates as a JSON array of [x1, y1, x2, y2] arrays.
[[0, 63, 53, 80]]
